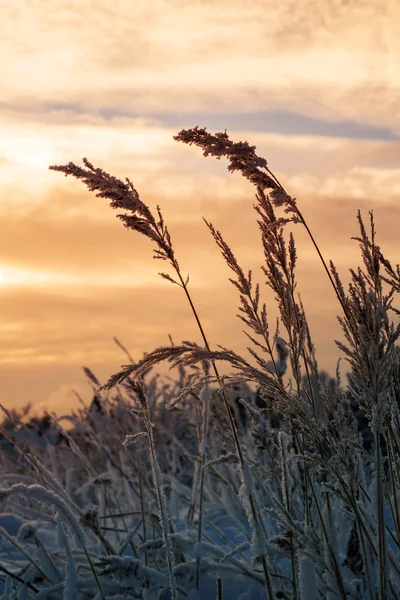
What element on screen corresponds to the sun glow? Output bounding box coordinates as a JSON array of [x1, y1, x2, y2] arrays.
[[0, 264, 186, 289], [0, 265, 54, 287]]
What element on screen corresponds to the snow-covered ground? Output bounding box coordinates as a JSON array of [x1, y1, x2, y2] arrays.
[[0, 380, 399, 599]]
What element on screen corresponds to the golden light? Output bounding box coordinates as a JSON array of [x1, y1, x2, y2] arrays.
[[0, 265, 54, 287]]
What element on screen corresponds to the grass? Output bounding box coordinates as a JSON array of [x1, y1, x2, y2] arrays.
[[0, 126, 400, 598]]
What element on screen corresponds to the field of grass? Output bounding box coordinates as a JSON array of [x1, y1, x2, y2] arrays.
[[1, 127, 400, 599]]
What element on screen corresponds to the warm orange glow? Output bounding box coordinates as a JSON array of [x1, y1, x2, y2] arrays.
[[1, 0, 399, 415], [0, 265, 55, 287]]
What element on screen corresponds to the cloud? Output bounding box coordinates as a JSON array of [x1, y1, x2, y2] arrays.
[[1, 1, 400, 133], [149, 111, 400, 141], [1, 124, 399, 293]]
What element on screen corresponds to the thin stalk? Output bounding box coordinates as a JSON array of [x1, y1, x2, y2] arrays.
[[386, 427, 400, 546], [262, 172, 354, 337], [0, 422, 48, 490], [0, 528, 51, 586], [358, 522, 375, 600], [176, 269, 275, 599], [297, 211, 350, 321], [217, 575, 223, 599], [375, 425, 388, 600], [337, 472, 400, 598], [279, 433, 298, 599], [196, 386, 210, 590], [187, 393, 203, 527], [83, 546, 106, 600], [145, 402, 178, 600], [0, 565, 39, 594], [290, 427, 347, 600], [306, 468, 347, 600], [137, 450, 148, 567]]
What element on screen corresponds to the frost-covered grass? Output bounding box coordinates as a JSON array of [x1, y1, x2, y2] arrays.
[[1, 127, 400, 599]]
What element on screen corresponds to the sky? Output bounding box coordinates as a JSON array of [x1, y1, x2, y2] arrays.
[[1, 0, 400, 417]]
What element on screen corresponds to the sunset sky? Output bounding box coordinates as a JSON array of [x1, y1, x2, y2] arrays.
[[1, 0, 400, 417]]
